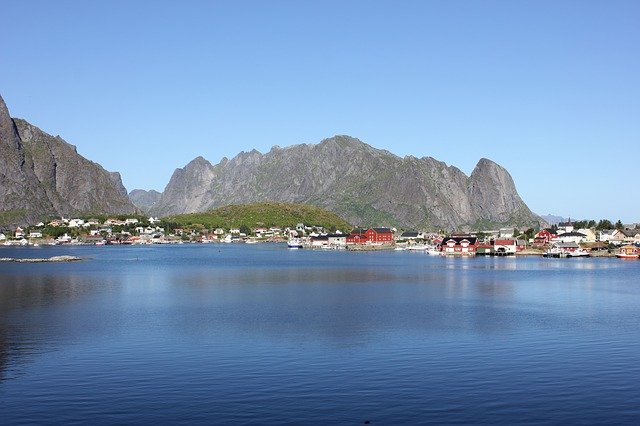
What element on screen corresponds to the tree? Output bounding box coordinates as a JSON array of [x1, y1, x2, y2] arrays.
[[615, 220, 624, 230], [596, 219, 613, 230], [239, 224, 251, 235]]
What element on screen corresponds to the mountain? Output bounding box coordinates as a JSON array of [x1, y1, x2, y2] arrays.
[[129, 189, 162, 213], [538, 214, 566, 226], [152, 135, 542, 230], [0, 94, 137, 228]]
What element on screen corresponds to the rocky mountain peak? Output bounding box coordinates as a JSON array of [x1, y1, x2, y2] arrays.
[[0, 95, 137, 227], [152, 136, 541, 230]]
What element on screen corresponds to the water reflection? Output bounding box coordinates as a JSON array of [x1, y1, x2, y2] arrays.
[[1, 245, 639, 387]]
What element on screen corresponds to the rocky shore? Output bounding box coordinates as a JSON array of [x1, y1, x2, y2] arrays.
[[0, 255, 82, 263]]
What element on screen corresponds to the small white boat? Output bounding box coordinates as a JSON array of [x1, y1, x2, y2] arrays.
[[287, 238, 303, 249]]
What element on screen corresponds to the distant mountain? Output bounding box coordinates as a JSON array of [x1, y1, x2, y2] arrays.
[[539, 214, 566, 226], [0, 94, 137, 228], [129, 189, 162, 213], [152, 135, 542, 230]]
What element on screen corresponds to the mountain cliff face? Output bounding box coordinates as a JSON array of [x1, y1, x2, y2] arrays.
[[128, 189, 162, 213], [152, 135, 541, 230], [0, 95, 137, 228]]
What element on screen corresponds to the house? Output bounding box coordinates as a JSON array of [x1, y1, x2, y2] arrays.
[[533, 229, 556, 246], [346, 229, 368, 244], [365, 228, 394, 244], [493, 239, 517, 255], [14, 227, 24, 238], [125, 218, 139, 225], [553, 231, 587, 244], [68, 219, 85, 228], [442, 235, 478, 255], [28, 231, 43, 238], [310, 235, 329, 247], [48, 219, 67, 227], [597, 229, 616, 242], [576, 228, 597, 243], [0, 233, 5, 241], [557, 220, 575, 234], [550, 241, 580, 252], [617, 229, 640, 244], [214, 228, 225, 235], [399, 231, 423, 241], [327, 234, 347, 247]]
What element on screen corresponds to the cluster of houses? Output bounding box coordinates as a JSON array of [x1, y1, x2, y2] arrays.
[[533, 222, 640, 247], [2, 216, 639, 255], [1, 216, 166, 246]]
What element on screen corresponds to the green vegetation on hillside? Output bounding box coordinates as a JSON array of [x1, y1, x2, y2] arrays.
[[163, 202, 352, 231]]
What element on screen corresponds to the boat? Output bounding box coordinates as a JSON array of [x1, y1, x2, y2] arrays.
[[287, 238, 304, 249], [543, 246, 590, 258], [616, 245, 639, 259], [426, 247, 441, 256]]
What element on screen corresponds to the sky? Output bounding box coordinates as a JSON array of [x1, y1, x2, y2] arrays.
[[2, 0, 639, 222]]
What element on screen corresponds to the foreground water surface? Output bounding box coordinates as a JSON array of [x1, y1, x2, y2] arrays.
[[1, 244, 639, 424]]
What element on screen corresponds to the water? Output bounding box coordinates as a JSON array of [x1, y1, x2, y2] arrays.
[[1, 244, 639, 424]]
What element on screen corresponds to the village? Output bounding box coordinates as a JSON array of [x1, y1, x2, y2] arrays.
[[1, 216, 639, 259]]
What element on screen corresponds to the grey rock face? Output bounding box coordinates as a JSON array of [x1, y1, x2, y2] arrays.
[[0, 95, 137, 228], [128, 189, 162, 212], [153, 135, 541, 230]]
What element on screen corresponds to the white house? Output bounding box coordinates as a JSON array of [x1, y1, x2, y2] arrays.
[[553, 231, 586, 244], [29, 231, 43, 238], [557, 221, 575, 234], [125, 218, 139, 225], [328, 234, 347, 247], [598, 229, 616, 242], [68, 219, 85, 228], [0, 233, 6, 241]]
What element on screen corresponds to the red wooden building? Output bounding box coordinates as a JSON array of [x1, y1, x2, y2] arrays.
[[346, 228, 394, 244], [533, 229, 556, 246]]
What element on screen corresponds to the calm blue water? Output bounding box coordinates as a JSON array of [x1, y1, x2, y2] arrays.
[[1, 244, 639, 424]]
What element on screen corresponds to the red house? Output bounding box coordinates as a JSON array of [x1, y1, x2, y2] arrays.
[[533, 230, 556, 246], [364, 227, 394, 244], [346, 229, 367, 245], [346, 228, 394, 244]]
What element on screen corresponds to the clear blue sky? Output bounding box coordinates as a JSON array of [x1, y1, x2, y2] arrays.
[[2, 1, 639, 222]]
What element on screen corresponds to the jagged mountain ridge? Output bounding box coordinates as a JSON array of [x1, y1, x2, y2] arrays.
[[152, 135, 541, 230], [0, 94, 137, 227], [128, 189, 162, 213]]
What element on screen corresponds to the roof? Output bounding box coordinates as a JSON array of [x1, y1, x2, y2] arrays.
[[557, 231, 586, 237], [443, 236, 478, 245], [371, 227, 393, 233], [620, 229, 640, 237], [494, 239, 517, 245], [400, 231, 420, 238], [553, 241, 579, 248]]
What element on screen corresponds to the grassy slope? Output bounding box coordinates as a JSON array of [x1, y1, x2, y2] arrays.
[[163, 202, 352, 231]]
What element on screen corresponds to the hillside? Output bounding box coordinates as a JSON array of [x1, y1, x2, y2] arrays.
[[0, 94, 137, 227], [163, 202, 351, 231], [152, 135, 542, 230]]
